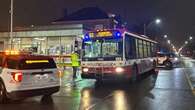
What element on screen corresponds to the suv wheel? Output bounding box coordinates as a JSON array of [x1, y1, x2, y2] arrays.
[[164, 61, 173, 69], [0, 81, 7, 103], [41, 94, 53, 104]]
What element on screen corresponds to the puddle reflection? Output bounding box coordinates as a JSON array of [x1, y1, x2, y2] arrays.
[[113, 90, 128, 110]]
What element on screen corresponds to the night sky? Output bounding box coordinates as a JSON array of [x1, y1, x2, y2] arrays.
[[0, 0, 195, 48]]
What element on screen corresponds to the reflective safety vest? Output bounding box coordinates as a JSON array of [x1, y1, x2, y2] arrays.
[[71, 53, 80, 67]]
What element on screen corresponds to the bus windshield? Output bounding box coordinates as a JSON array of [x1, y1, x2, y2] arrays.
[[83, 38, 123, 59]]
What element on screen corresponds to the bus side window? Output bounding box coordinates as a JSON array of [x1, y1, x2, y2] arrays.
[[138, 39, 144, 58], [135, 39, 139, 59], [125, 35, 135, 59]]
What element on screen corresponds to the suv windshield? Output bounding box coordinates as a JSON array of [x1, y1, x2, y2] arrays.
[[83, 38, 123, 58], [157, 53, 177, 58]]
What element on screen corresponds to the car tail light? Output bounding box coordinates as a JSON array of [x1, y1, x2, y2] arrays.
[[11, 72, 23, 82]]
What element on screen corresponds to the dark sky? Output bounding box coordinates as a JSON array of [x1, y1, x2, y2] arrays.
[[0, 0, 195, 48]]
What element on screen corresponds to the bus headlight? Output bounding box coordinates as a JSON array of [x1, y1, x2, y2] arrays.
[[115, 67, 124, 73], [174, 58, 178, 61], [83, 68, 89, 72]]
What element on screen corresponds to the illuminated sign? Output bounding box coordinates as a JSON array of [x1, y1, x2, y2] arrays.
[[84, 30, 121, 40], [96, 31, 113, 37], [25, 60, 49, 64], [89, 32, 95, 38], [5, 50, 19, 55]]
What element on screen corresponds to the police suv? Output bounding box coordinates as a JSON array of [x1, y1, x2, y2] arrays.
[[0, 51, 60, 103]]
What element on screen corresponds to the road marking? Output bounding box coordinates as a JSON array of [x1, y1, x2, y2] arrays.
[[184, 70, 194, 90], [184, 70, 195, 95], [182, 62, 195, 95]]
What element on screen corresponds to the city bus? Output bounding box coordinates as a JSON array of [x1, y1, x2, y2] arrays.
[[81, 29, 158, 82]]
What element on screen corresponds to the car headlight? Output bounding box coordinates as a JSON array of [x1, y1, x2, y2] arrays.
[[83, 68, 89, 72], [115, 67, 124, 73]]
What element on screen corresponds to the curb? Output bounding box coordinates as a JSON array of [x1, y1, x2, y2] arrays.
[[181, 59, 195, 95], [183, 69, 195, 95], [184, 70, 194, 91]]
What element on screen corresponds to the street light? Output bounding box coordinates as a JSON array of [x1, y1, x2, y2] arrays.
[[189, 36, 193, 40], [144, 18, 161, 35], [185, 41, 188, 44], [167, 40, 171, 44], [155, 19, 161, 24], [10, 0, 14, 49]]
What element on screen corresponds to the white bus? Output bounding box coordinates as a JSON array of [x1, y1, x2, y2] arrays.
[[81, 29, 157, 82]]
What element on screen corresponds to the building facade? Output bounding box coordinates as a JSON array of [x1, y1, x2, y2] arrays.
[[0, 24, 84, 55]]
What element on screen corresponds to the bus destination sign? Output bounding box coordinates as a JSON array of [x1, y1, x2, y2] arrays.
[[89, 31, 113, 38]]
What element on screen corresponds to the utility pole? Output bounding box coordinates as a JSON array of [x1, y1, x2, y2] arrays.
[[10, 0, 13, 49], [144, 24, 146, 35]]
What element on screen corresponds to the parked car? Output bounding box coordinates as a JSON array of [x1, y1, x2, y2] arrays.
[[157, 52, 180, 69]]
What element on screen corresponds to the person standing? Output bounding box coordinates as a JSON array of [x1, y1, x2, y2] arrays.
[[71, 52, 80, 79]]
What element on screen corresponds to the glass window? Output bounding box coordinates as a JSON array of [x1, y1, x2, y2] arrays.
[[83, 40, 101, 58], [20, 38, 34, 52], [147, 42, 151, 57], [151, 43, 154, 56], [143, 40, 148, 57], [32, 37, 47, 54], [151, 43, 156, 57], [83, 39, 123, 58], [125, 35, 136, 59], [61, 37, 75, 55], [48, 37, 61, 55], [138, 39, 143, 58], [135, 39, 139, 58], [6, 59, 18, 69], [102, 42, 119, 57]]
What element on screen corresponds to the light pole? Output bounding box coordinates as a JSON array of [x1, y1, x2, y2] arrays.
[[144, 18, 161, 36], [10, 0, 14, 49]]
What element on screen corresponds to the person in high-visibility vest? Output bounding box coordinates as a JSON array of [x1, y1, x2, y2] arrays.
[[71, 52, 80, 79]]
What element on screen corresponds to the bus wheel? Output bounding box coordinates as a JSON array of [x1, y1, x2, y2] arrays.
[[0, 81, 7, 103], [131, 65, 138, 83]]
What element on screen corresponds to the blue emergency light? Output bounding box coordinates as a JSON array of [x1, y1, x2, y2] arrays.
[[114, 31, 121, 39], [83, 34, 90, 41]]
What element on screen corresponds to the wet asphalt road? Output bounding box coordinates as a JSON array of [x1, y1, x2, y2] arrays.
[[1, 58, 195, 110]]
